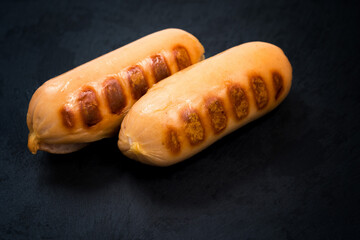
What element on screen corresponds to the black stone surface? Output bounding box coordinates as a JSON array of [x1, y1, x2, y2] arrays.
[[1, 0, 360, 239]]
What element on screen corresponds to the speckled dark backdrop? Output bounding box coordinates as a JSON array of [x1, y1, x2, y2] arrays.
[[1, 0, 359, 239]]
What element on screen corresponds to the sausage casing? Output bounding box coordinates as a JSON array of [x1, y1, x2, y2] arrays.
[[27, 29, 205, 154], [118, 42, 292, 166]]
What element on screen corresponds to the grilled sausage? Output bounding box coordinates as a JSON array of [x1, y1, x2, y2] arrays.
[[118, 42, 292, 166], [27, 29, 205, 154]]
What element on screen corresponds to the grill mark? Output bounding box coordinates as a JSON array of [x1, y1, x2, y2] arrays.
[[127, 66, 148, 100], [206, 97, 227, 134], [103, 77, 126, 114], [272, 71, 284, 100], [250, 76, 269, 110], [151, 54, 171, 83], [182, 109, 205, 145], [164, 127, 181, 154], [228, 85, 249, 120], [174, 46, 191, 70], [60, 106, 75, 128], [78, 87, 102, 127]]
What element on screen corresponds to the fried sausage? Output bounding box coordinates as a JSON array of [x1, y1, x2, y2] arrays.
[[118, 42, 292, 166], [27, 29, 205, 154]]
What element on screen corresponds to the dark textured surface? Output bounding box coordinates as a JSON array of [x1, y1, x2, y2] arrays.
[[1, 0, 360, 239]]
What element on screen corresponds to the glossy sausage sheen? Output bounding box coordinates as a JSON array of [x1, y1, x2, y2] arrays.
[[118, 42, 292, 166], [27, 29, 205, 154]]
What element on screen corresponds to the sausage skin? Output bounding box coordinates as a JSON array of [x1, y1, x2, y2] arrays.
[[27, 29, 205, 154], [118, 42, 292, 166]]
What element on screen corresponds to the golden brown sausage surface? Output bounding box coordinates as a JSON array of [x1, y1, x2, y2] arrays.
[[118, 42, 292, 166], [27, 29, 205, 154]]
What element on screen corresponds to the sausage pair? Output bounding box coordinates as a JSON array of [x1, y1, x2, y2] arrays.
[[27, 29, 292, 166]]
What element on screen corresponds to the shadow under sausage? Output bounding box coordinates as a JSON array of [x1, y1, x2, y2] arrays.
[[39, 137, 127, 191], [125, 112, 278, 209]]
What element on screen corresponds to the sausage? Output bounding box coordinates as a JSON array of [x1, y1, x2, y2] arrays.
[[27, 29, 205, 154], [117, 42, 292, 166]]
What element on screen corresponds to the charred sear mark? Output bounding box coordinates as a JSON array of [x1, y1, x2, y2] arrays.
[[165, 128, 181, 154], [151, 54, 170, 82], [127, 66, 148, 100], [174, 46, 191, 70], [272, 71, 284, 100], [182, 110, 205, 145], [206, 97, 227, 134], [78, 87, 102, 127], [60, 106, 75, 128], [228, 85, 249, 120], [103, 78, 126, 114], [250, 76, 269, 110]]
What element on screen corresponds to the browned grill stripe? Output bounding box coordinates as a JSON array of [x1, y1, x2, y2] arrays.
[[182, 109, 205, 145], [206, 97, 227, 134], [272, 71, 284, 100], [250, 76, 269, 110], [165, 128, 181, 154], [228, 85, 249, 120], [103, 78, 126, 114], [127, 66, 148, 100], [78, 87, 102, 127], [174, 46, 191, 70], [60, 106, 75, 128], [151, 54, 171, 83]]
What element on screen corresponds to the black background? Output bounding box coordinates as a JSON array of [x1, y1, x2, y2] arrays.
[[1, 0, 360, 239]]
